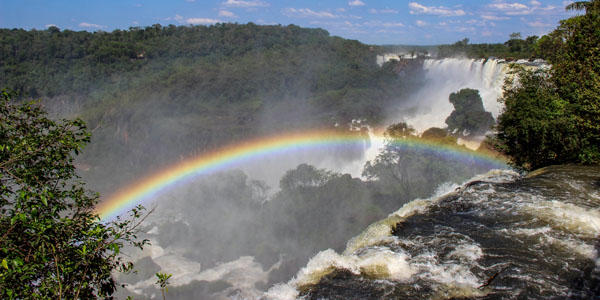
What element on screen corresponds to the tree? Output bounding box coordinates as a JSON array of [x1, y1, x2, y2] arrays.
[[509, 32, 522, 40], [566, 0, 596, 11], [0, 90, 149, 299], [155, 272, 172, 300], [445, 88, 495, 136], [492, 1, 600, 170], [492, 67, 578, 170], [506, 32, 524, 53], [549, 0, 600, 164]]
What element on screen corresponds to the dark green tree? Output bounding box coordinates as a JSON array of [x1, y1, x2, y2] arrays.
[[0, 90, 149, 299], [492, 0, 600, 170], [363, 123, 487, 200], [549, 0, 600, 163], [445, 88, 495, 136], [492, 67, 578, 170]]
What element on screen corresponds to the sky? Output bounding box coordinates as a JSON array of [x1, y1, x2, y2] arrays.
[[0, 0, 578, 45]]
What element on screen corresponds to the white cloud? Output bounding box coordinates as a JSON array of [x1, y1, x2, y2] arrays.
[[527, 20, 551, 27], [521, 17, 551, 27], [488, 1, 558, 15], [369, 8, 398, 14], [336, 8, 346, 12], [132, 21, 139, 25], [481, 15, 510, 20], [222, 0, 269, 7], [348, 0, 365, 6], [283, 8, 340, 18], [446, 26, 475, 32], [409, 2, 466, 16], [416, 20, 428, 26], [185, 18, 222, 24], [256, 19, 277, 25], [381, 22, 404, 27], [343, 20, 404, 28], [219, 10, 237, 17], [489, 2, 528, 10], [172, 14, 221, 24], [79, 22, 106, 29]]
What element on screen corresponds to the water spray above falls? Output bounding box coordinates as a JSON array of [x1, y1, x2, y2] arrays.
[[395, 58, 511, 133]]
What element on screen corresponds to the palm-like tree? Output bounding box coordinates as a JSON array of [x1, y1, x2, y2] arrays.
[[566, 0, 595, 11]]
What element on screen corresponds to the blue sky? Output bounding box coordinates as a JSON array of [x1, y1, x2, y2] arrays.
[[0, 0, 577, 45]]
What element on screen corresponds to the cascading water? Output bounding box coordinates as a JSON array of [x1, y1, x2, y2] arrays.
[[397, 58, 510, 133], [264, 165, 600, 300]]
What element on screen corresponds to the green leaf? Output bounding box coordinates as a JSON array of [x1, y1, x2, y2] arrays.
[[2, 258, 8, 269]]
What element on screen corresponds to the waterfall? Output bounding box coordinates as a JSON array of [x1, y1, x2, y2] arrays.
[[398, 58, 510, 133]]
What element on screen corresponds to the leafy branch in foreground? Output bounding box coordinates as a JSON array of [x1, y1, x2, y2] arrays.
[[0, 89, 149, 299]]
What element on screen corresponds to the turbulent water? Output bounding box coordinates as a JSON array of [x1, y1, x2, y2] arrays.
[[265, 165, 600, 299]]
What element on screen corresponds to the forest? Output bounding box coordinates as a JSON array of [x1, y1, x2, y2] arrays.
[[1, 23, 423, 195]]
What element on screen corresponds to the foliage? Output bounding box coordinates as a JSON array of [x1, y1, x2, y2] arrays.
[[363, 123, 490, 199], [0, 23, 416, 195], [421, 127, 459, 145], [445, 88, 495, 136], [436, 34, 539, 59], [155, 272, 172, 300], [0, 90, 149, 299], [548, 0, 600, 164], [492, 1, 600, 170], [492, 67, 577, 170]]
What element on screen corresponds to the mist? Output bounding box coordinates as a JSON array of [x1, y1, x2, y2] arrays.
[[103, 54, 514, 299]]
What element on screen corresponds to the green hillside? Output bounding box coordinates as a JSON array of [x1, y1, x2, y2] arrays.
[[1, 23, 419, 193]]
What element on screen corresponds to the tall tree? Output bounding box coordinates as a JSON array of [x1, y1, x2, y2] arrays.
[[550, 0, 600, 163], [0, 90, 149, 299], [566, 0, 596, 11], [492, 1, 600, 169]]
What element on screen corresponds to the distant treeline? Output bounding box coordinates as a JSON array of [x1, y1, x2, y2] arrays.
[[0, 24, 371, 98], [436, 33, 544, 59]]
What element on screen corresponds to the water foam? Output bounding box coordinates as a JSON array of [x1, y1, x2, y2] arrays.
[[262, 174, 503, 300], [523, 199, 600, 238], [125, 242, 271, 299]]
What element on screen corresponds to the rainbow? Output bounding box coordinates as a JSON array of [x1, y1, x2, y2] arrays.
[[95, 129, 507, 220]]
